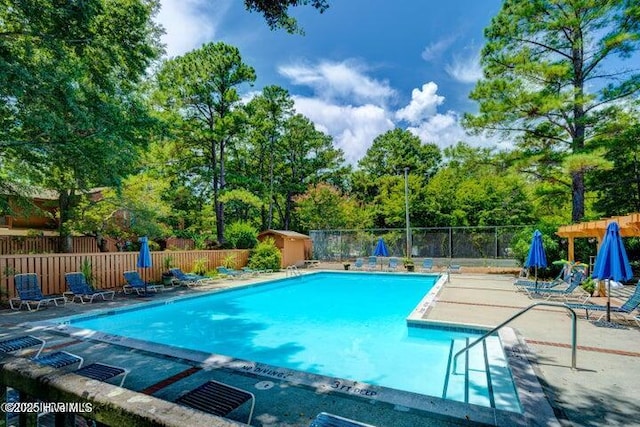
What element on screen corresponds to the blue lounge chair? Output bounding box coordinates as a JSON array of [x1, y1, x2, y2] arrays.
[[176, 380, 255, 424], [448, 264, 462, 273], [353, 258, 364, 270], [566, 283, 640, 321], [420, 258, 434, 272], [310, 412, 376, 427], [526, 270, 588, 302], [10, 274, 66, 311], [387, 257, 399, 271], [0, 335, 45, 358], [216, 266, 247, 279], [242, 266, 273, 276], [65, 272, 115, 303], [366, 256, 377, 271], [34, 350, 128, 386], [515, 264, 572, 290], [122, 271, 164, 295], [169, 268, 215, 287]]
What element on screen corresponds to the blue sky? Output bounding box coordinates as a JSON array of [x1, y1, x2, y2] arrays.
[[155, 0, 504, 163]]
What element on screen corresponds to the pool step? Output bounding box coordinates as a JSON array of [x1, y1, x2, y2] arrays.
[[443, 335, 517, 411]]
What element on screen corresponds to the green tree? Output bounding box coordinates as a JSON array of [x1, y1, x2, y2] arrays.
[[244, 0, 329, 33], [242, 86, 295, 229], [590, 121, 640, 215], [1, 0, 162, 251], [155, 42, 256, 244], [294, 183, 371, 231], [465, 0, 640, 223]]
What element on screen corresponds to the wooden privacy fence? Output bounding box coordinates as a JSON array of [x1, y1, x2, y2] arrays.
[[0, 236, 99, 255], [0, 250, 249, 300]]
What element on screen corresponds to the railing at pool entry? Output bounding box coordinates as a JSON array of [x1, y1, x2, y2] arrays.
[[452, 302, 578, 375], [285, 265, 301, 277]]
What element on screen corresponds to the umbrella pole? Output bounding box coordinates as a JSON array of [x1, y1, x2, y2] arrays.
[[607, 280, 611, 323], [534, 266, 538, 292]]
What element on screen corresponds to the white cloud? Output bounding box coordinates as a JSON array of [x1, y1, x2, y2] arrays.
[[278, 60, 396, 105], [155, 0, 230, 58], [445, 51, 483, 83], [406, 110, 508, 151], [395, 82, 444, 125], [292, 97, 394, 164], [421, 36, 457, 62]]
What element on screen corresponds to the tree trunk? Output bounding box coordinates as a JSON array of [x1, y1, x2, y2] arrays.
[[57, 190, 73, 253], [571, 171, 585, 223]]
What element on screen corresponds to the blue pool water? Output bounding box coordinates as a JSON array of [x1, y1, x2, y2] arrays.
[[69, 272, 515, 407]]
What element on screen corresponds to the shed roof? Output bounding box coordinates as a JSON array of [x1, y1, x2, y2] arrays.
[[258, 229, 311, 240]]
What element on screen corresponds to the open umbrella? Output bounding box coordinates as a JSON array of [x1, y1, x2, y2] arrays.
[[524, 229, 547, 289], [591, 222, 632, 322], [137, 236, 152, 295], [373, 238, 389, 257]]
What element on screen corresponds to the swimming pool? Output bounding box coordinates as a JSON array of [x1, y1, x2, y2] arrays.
[[52, 272, 522, 415]]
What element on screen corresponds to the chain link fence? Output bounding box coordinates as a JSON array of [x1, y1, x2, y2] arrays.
[[309, 226, 523, 264]]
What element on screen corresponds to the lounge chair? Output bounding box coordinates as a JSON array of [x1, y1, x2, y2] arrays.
[[65, 272, 115, 303], [0, 335, 45, 358], [566, 283, 640, 322], [526, 270, 588, 302], [122, 271, 164, 295], [366, 256, 377, 271], [216, 266, 247, 279], [387, 257, 399, 271], [10, 273, 66, 311], [420, 258, 434, 272], [354, 258, 364, 270], [242, 266, 273, 276], [448, 264, 462, 273], [175, 380, 255, 424], [34, 351, 128, 386], [169, 268, 215, 287], [310, 412, 376, 427], [515, 264, 572, 290]]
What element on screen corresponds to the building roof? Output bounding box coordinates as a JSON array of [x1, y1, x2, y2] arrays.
[[258, 229, 311, 240]]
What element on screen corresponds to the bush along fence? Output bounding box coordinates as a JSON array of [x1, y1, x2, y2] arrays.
[[0, 249, 249, 300]]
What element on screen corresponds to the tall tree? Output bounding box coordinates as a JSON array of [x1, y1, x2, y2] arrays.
[[464, 0, 640, 223], [155, 42, 256, 244], [243, 86, 294, 229], [1, 0, 163, 250]]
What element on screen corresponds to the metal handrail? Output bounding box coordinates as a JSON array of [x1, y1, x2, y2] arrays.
[[452, 302, 577, 373]]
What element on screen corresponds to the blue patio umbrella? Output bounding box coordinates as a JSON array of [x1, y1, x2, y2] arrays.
[[373, 238, 389, 257], [591, 222, 632, 322], [137, 236, 152, 294], [524, 230, 547, 287]]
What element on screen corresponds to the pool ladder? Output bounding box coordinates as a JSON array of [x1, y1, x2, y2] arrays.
[[285, 265, 301, 277]]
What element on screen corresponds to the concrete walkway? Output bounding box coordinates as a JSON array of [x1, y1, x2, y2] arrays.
[[427, 273, 640, 427], [1, 270, 639, 426]]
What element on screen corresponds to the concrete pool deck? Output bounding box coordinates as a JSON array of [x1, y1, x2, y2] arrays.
[[1, 269, 639, 426]]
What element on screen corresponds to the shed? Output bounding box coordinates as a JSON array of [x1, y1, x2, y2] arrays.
[[257, 230, 312, 268]]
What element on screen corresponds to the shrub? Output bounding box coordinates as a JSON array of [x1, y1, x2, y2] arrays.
[[249, 238, 281, 271], [225, 222, 258, 249], [192, 257, 209, 275]]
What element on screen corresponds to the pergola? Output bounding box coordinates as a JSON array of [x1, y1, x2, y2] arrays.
[[556, 213, 640, 261]]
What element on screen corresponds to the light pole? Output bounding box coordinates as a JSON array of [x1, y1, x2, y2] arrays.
[[404, 167, 411, 258]]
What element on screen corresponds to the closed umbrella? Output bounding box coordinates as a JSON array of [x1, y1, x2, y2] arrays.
[[373, 238, 389, 257], [137, 236, 152, 295], [524, 230, 547, 290], [591, 222, 632, 322]]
